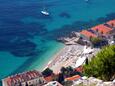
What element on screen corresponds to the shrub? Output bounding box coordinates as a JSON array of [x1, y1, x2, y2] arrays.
[[83, 45, 115, 81], [42, 68, 53, 77]]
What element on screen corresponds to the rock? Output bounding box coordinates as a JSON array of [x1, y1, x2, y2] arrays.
[[73, 77, 115, 86]]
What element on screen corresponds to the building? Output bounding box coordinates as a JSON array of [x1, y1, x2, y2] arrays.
[[108, 31, 115, 44], [43, 81, 63, 86], [65, 75, 81, 81], [80, 30, 97, 40], [106, 19, 115, 28], [74, 66, 83, 73], [80, 30, 98, 46], [2, 70, 46, 86], [44, 75, 53, 82], [91, 24, 112, 35], [106, 20, 115, 44]]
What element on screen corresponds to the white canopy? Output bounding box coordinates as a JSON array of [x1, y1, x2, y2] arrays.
[[75, 56, 86, 68], [83, 46, 94, 54]]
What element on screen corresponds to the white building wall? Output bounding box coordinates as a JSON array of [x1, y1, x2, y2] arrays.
[[2, 79, 8, 86]]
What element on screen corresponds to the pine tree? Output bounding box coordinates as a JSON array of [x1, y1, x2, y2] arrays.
[[83, 45, 115, 81]]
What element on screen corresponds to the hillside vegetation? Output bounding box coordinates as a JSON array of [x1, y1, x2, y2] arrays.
[[83, 45, 115, 81]]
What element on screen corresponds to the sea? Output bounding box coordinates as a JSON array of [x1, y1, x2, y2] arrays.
[[0, 0, 115, 84]]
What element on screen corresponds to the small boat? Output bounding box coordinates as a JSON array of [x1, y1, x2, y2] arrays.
[[41, 10, 49, 15]]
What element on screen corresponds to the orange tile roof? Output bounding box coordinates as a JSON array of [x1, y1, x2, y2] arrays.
[[75, 66, 83, 73], [91, 24, 112, 35], [5, 77, 12, 86], [44, 76, 53, 82], [106, 19, 115, 27], [65, 75, 81, 81], [80, 30, 97, 38], [4, 70, 42, 85]]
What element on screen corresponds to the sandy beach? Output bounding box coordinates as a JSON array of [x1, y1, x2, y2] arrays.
[[44, 43, 100, 74], [43, 45, 66, 70], [45, 44, 85, 73]]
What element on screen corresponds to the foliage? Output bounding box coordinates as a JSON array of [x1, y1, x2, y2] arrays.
[[83, 45, 115, 81], [60, 66, 82, 77], [90, 37, 102, 44], [42, 68, 53, 77], [58, 73, 64, 84], [57, 66, 82, 84]]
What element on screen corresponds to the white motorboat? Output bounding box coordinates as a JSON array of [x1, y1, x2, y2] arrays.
[[41, 10, 49, 15]]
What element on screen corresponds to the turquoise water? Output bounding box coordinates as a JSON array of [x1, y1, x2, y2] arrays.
[[0, 0, 115, 82]]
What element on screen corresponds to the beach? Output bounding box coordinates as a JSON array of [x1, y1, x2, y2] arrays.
[[45, 44, 84, 73], [45, 42, 100, 73]]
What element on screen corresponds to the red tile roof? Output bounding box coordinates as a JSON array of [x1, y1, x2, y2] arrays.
[[65, 75, 81, 81], [4, 70, 42, 86], [44, 76, 53, 82], [106, 19, 115, 27], [44, 74, 59, 82], [75, 66, 83, 73], [80, 30, 97, 38], [91, 24, 112, 35], [5, 77, 12, 86]]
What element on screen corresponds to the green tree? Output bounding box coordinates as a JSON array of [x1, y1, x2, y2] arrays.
[[58, 73, 64, 84], [83, 45, 115, 81], [90, 37, 102, 45], [60, 67, 67, 74], [42, 68, 53, 77], [60, 66, 82, 77], [60, 66, 74, 77]]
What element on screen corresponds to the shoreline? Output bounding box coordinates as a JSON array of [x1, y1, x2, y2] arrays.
[[44, 44, 85, 73], [27, 42, 65, 72], [44, 43, 100, 73], [43, 45, 66, 71]]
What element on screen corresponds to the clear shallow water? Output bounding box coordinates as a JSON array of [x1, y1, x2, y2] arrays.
[[0, 0, 115, 82]]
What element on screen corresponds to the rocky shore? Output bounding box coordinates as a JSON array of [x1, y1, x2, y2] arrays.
[[73, 77, 115, 86]]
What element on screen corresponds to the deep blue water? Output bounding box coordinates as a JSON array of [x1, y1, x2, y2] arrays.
[[0, 0, 115, 84]]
